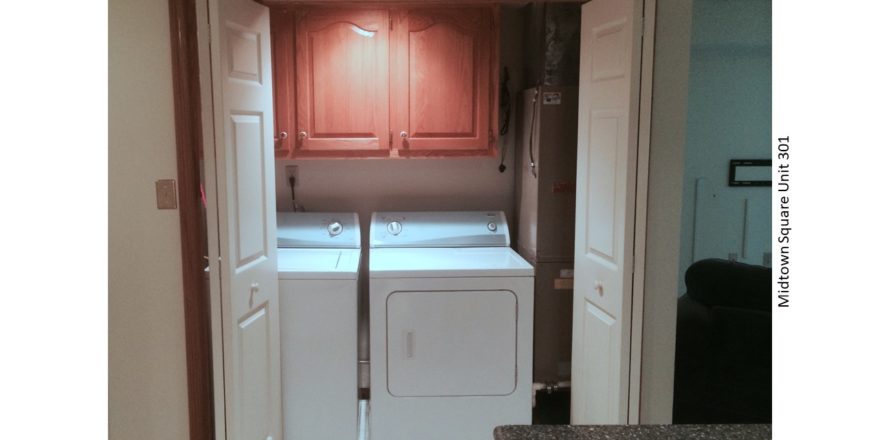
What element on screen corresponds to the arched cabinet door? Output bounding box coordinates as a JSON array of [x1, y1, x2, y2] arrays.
[[292, 8, 391, 157], [391, 7, 499, 157]]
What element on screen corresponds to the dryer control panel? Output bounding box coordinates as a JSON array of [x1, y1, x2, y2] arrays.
[[370, 211, 510, 248]]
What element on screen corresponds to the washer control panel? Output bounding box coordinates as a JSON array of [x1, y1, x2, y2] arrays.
[[328, 221, 344, 237], [277, 212, 360, 248]]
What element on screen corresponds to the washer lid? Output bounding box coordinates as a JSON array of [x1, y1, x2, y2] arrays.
[[277, 248, 361, 280], [369, 247, 534, 278], [277, 212, 360, 248], [370, 211, 509, 248]]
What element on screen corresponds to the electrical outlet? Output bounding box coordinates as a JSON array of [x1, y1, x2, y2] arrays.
[[285, 165, 299, 186]]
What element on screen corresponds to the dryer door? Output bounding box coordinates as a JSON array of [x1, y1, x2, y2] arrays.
[[386, 289, 518, 397]]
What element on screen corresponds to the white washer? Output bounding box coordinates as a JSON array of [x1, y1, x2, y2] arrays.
[[277, 212, 360, 440], [369, 211, 534, 440]]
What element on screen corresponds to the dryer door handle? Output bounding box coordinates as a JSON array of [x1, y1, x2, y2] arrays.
[[404, 330, 415, 360]]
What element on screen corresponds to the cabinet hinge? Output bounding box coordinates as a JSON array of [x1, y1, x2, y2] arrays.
[[389, 16, 393, 31], [389, 130, 393, 148]]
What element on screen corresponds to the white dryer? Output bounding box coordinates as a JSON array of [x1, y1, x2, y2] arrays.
[[368, 211, 534, 440], [277, 212, 360, 440]]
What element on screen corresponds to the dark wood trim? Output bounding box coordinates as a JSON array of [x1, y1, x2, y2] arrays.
[[168, 0, 215, 439]]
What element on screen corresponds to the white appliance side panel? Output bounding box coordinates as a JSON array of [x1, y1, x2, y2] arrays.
[[386, 290, 517, 397], [279, 278, 359, 440], [369, 276, 534, 440]]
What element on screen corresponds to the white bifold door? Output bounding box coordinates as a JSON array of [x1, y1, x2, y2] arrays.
[[571, 0, 644, 425], [202, 0, 282, 438]]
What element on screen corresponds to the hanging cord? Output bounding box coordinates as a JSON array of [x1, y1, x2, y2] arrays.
[[498, 67, 511, 172], [289, 176, 304, 212], [528, 88, 539, 178]]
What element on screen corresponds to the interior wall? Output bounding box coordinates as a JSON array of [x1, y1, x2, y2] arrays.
[[109, 0, 191, 438], [677, 0, 772, 293]]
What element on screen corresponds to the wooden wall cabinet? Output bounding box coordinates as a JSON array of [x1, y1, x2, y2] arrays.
[[272, 6, 499, 159]]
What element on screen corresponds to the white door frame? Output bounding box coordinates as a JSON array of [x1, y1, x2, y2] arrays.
[[635, 0, 694, 424], [189, 0, 669, 434]]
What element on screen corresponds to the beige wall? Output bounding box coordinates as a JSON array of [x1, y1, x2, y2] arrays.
[[109, 0, 190, 438]]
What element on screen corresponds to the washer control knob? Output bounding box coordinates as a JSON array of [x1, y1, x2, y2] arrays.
[[487, 222, 497, 232], [328, 221, 343, 237], [387, 221, 403, 236]]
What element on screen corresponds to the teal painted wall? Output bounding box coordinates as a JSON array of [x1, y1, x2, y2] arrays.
[[678, 0, 772, 294]]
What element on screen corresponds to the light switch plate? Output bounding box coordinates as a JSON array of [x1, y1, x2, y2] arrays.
[[156, 179, 178, 209]]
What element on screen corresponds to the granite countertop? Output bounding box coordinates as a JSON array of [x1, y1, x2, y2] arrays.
[[494, 424, 771, 440]]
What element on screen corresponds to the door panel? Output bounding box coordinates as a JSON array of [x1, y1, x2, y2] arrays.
[[294, 8, 390, 156], [571, 0, 642, 425], [230, 113, 268, 267], [409, 23, 476, 137], [580, 299, 618, 423], [238, 305, 272, 439], [227, 26, 263, 83], [207, 0, 281, 438], [392, 7, 497, 155], [585, 110, 623, 264], [385, 290, 517, 397]]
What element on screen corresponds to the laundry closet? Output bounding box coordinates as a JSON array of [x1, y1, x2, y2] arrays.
[[268, 0, 581, 422], [198, 0, 647, 438]]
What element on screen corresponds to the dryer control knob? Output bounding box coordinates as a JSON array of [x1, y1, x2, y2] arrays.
[[387, 221, 403, 236], [487, 222, 497, 232], [328, 221, 343, 237]]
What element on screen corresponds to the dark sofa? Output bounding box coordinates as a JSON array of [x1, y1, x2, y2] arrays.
[[672, 258, 772, 424]]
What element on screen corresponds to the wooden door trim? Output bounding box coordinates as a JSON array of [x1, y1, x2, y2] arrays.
[[167, 0, 215, 438]]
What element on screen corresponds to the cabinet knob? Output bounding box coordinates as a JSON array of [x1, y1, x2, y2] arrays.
[[297, 131, 308, 140], [400, 131, 408, 139], [277, 131, 288, 140]]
